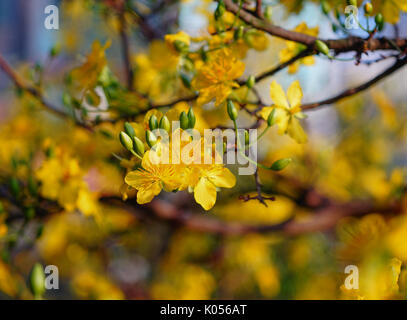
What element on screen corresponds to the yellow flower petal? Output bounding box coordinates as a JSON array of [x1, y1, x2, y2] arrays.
[[270, 81, 289, 109], [137, 181, 162, 204], [287, 80, 303, 110], [194, 177, 217, 210], [287, 117, 308, 144], [207, 167, 236, 188]]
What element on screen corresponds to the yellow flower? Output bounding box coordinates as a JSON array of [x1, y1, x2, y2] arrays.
[[279, 22, 318, 74], [71, 40, 111, 91], [36, 153, 99, 218], [372, 0, 407, 24], [125, 150, 181, 204], [165, 31, 190, 53], [0, 224, 7, 238], [259, 80, 307, 144], [193, 165, 236, 210], [192, 48, 245, 106]]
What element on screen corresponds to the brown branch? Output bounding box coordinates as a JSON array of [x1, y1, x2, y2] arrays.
[[222, 0, 407, 53], [130, 198, 401, 236], [0, 53, 94, 131], [118, 9, 134, 90], [238, 48, 313, 85], [301, 55, 407, 111], [255, 0, 263, 19]]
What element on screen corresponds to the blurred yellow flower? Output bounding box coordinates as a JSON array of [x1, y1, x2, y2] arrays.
[[259, 80, 307, 143], [279, 22, 318, 74]]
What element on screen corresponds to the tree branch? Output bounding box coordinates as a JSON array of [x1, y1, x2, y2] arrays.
[[301, 55, 407, 111], [222, 0, 407, 53]]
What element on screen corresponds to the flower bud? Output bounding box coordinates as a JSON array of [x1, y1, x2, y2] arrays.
[[119, 131, 134, 152], [180, 73, 191, 89], [173, 40, 189, 53], [159, 115, 171, 133], [246, 75, 256, 89], [29, 263, 45, 299], [180, 111, 189, 130], [315, 40, 330, 56], [270, 158, 292, 171], [234, 26, 244, 40], [264, 6, 273, 20], [124, 122, 135, 138], [375, 13, 384, 31], [364, 2, 373, 15], [133, 136, 145, 157], [244, 130, 250, 145], [9, 177, 20, 198], [145, 130, 158, 148], [149, 115, 158, 130], [321, 1, 331, 15], [215, 0, 225, 20], [267, 108, 276, 127], [25, 207, 35, 220], [187, 108, 196, 129], [347, 0, 357, 6], [227, 100, 238, 121]]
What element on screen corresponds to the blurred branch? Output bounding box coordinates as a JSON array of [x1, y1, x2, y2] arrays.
[[118, 8, 134, 90], [301, 55, 407, 111], [100, 196, 403, 236], [221, 0, 407, 53], [0, 53, 94, 131]]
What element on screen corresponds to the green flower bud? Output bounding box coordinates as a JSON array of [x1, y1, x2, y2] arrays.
[[246, 75, 256, 89], [347, 0, 357, 6], [145, 130, 158, 148], [335, 8, 341, 19], [267, 108, 276, 127], [180, 73, 191, 89], [29, 263, 45, 299], [234, 26, 244, 40], [244, 130, 250, 145], [180, 111, 189, 130], [200, 49, 208, 62], [270, 158, 292, 171], [159, 115, 171, 133], [9, 177, 20, 198], [375, 13, 384, 31], [227, 100, 238, 121], [174, 40, 189, 53], [264, 6, 273, 20], [28, 176, 38, 197], [215, 0, 225, 20], [25, 207, 35, 220], [187, 108, 196, 129], [133, 136, 145, 157], [36, 224, 44, 239], [364, 2, 373, 15], [321, 1, 331, 15], [49, 46, 60, 57], [149, 115, 158, 130], [124, 122, 135, 138], [315, 40, 330, 56], [119, 131, 134, 152]]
